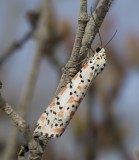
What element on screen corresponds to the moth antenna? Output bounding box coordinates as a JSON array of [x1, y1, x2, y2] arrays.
[[104, 30, 117, 48], [90, 7, 103, 48]]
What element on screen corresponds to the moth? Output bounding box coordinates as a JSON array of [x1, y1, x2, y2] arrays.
[[33, 13, 117, 140], [33, 47, 106, 140]]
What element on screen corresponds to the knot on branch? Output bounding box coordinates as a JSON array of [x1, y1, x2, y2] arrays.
[[78, 16, 89, 24], [27, 11, 40, 29]]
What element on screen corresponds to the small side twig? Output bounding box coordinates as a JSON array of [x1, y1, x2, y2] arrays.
[[18, 146, 28, 160], [0, 31, 34, 65]]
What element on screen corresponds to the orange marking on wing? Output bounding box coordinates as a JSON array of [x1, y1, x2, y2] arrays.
[[67, 96, 74, 103], [75, 98, 82, 104], [59, 86, 67, 95], [54, 128, 65, 134], [49, 101, 56, 108], [70, 111, 75, 118], [58, 110, 64, 117], [77, 85, 82, 91], [77, 85, 88, 91], [39, 113, 46, 122], [89, 72, 93, 77], [84, 85, 88, 90], [42, 125, 47, 130], [83, 63, 89, 69], [67, 96, 81, 104]]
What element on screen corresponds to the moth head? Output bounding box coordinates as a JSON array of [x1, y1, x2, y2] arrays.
[[95, 47, 105, 53]]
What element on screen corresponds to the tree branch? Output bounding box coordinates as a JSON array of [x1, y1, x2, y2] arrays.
[[0, 92, 45, 160], [55, 0, 88, 95], [55, 0, 114, 95]]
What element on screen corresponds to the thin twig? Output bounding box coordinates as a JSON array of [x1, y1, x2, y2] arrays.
[[0, 95, 31, 143], [0, 31, 34, 65], [18, 146, 27, 160]]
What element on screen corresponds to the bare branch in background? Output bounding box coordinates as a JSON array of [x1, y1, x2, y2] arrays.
[[0, 11, 40, 66], [0, 31, 34, 65], [2, 0, 54, 159], [0, 94, 31, 143]]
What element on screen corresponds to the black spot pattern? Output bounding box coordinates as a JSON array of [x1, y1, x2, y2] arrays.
[[70, 85, 72, 88], [56, 134, 59, 137], [57, 102, 60, 105], [96, 47, 101, 53], [55, 123, 58, 127], [45, 133, 48, 137], [53, 111, 56, 115], [47, 120, 50, 125], [38, 126, 41, 129], [60, 123, 63, 126], [56, 96, 59, 100]]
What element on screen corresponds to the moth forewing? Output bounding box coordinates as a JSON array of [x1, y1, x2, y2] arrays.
[[33, 48, 106, 140]]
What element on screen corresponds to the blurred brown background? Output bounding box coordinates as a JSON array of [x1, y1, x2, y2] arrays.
[[0, 0, 139, 160]]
